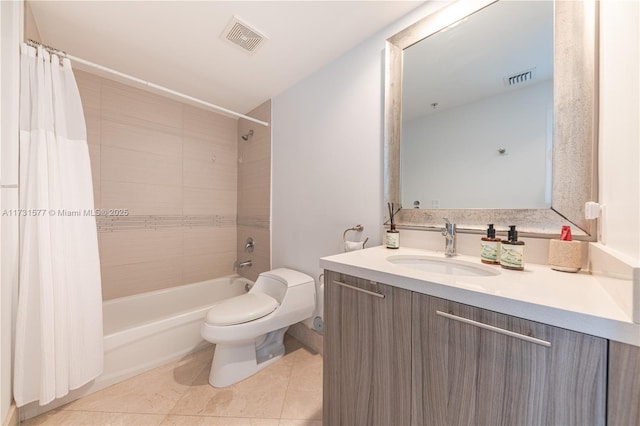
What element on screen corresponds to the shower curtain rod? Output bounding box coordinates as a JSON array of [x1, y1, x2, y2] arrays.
[[25, 39, 270, 127]]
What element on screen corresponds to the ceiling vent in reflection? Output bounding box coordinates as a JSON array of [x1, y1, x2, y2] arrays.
[[504, 68, 536, 87], [222, 17, 267, 54]]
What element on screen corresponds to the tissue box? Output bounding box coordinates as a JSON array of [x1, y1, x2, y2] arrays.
[[548, 239, 583, 273]]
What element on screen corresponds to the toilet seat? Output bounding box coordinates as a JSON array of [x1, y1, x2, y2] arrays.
[[205, 293, 278, 326]]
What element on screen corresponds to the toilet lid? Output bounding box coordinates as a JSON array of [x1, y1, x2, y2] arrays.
[[205, 293, 278, 326]]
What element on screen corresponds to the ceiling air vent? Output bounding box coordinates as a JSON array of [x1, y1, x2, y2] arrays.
[[222, 17, 267, 54], [504, 68, 536, 88]]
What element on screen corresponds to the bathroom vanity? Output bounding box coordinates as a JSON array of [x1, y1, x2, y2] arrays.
[[320, 246, 640, 426]]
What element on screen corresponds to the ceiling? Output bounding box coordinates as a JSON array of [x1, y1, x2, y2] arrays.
[[402, 0, 553, 122], [29, 1, 424, 116]]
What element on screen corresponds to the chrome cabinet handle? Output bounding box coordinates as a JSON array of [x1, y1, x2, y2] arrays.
[[436, 310, 551, 347], [332, 280, 385, 299]]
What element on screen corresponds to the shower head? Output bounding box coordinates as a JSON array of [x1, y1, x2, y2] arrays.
[[241, 130, 254, 141]]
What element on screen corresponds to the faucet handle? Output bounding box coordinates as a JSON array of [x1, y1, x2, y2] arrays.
[[442, 218, 456, 236]]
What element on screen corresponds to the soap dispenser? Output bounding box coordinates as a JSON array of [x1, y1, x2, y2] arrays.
[[480, 224, 501, 265], [500, 225, 525, 270]]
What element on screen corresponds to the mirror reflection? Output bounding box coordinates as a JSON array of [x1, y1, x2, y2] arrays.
[[401, 1, 553, 210]]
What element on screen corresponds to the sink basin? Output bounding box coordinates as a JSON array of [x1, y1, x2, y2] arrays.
[[386, 255, 500, 277]]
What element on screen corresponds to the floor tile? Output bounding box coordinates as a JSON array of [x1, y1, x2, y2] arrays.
[[278, 420, 322, 426], [288, 347, 323, 392], [280, 390, 322, 421], [64, 348, 211, 415], [281, 345, 323, 421], [162, 415, 280, 425], [170, 355, 292, 418], [24, 335, 323, 426], [22, 410, 165, 425]]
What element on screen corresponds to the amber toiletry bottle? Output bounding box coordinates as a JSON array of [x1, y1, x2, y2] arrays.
[[386, 223, 400, 249], [480, 224, 501, 264], [500, 225, 525, 270]]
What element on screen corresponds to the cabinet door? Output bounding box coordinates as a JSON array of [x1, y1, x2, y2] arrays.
[[412, 294, 607, 426], [323, 270, 412, 426], [608, 340, 640, 425]]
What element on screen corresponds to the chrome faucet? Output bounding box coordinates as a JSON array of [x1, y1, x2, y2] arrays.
[[441, 218, 457, 257]]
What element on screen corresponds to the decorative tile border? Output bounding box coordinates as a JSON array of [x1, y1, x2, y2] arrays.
[[96, 215, 236, 232], [237, 215, 271, 229]]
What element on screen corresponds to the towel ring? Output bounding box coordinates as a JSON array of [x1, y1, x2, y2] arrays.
[[343, 224, 369, 248]]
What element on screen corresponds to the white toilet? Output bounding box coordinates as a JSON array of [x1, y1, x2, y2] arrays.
[[201, 268, 315, 387]]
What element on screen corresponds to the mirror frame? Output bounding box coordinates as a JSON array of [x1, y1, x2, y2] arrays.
[[384, 0, 598, 239]]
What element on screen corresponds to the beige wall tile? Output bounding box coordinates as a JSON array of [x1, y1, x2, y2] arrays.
[[100, 229, 183, 267], [184, 188, 236, 216], [239, 253, 270, 282], [76, 69, 101, 149], [101, 119, 182, 157], [182, 251, 236, 285], [238, 103, 271, 166], [101, 258, 182, 300], [75, 70, 101, 118], [102, 181, 182, 216], [78, 73, 275, 299], [102, 79, 183, 131], [85, 112, 101, 146], [183, 227, 236, 258], [238, 135, 270, 164], [237, 224, 271, 280], [237, 100, 272, 280], [101, 145, 183, 187], [238, 186, 270, 218], [183, 137, 236, 191], [183, 104, 237, 142], [88, 144, 101, 209], [237, 226, 270, 273], [238, 158, 270, 190], [183, 225, 237, 283]]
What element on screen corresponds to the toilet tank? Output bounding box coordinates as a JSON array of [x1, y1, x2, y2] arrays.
[[250, 268, 314, 304]]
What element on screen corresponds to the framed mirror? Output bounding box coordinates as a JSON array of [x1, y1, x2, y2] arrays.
[[384, 0, 598, 239]]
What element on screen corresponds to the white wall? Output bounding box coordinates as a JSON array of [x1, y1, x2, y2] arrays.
[[598, 0, 640, 263], [402, 79, 552, 209], [271, 2, 446, 285], [0, 0, 23, 422], [273, 0, 640, 287]]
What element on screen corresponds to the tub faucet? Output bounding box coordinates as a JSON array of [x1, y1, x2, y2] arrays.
[[238, 260, 252, 269], [441, 218, 457, 257]]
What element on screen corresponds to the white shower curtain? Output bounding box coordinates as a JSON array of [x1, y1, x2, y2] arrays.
[[14, 44, 103, 407]]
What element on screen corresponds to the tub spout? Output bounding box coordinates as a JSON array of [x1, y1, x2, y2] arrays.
[[238, 260, 252, 269]]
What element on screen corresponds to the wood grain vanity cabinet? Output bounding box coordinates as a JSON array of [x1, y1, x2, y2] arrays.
[[412, 293, 607, 426], [608, 341, 640, 425], [323, 270, 611, 426], [323, 270, 412, 426]]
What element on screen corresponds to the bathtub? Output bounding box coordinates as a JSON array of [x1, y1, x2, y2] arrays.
[[101, 274, 248, 382], [21, 275, 249, 420]]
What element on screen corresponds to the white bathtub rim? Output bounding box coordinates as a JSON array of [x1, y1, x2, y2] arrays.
[[103, 275, 251, 338], [105, 307, 211, 351], [103, 274, 248, 308]]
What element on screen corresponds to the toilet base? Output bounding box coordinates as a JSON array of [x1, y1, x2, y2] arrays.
[[209, 327, 288, 387]]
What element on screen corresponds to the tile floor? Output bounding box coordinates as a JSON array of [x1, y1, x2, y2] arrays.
[[24, 336, 322, 426]]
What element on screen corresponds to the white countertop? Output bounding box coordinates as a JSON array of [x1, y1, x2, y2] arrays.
[[320, 245, 640, 346]]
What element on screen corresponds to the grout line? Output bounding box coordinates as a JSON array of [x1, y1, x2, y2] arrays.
[[277, 338, 301, 420]]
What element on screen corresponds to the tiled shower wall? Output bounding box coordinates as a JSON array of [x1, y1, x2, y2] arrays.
[[75, 70, 240, 300], [237, 101, 272, 282]]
